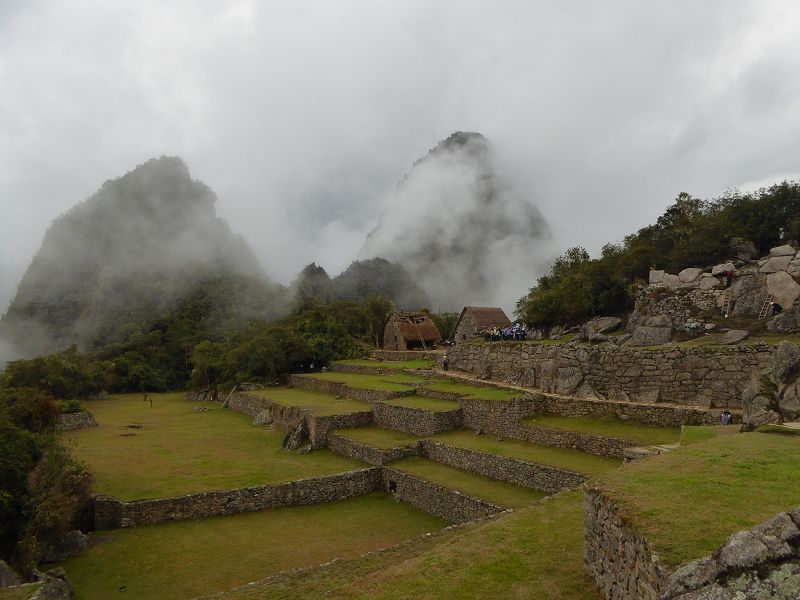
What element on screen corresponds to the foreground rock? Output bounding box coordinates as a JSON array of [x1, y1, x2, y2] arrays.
[[742, 341, 800, 426], [625, 315, 672, 346], [39, 530, 87, 563], [718, 329, 749, 345], [283, 420, 309, 451]]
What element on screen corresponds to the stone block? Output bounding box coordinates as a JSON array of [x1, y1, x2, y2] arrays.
[[649, 270, 665, 284], [761, 255, 792, 274], [663, 273, 681, 290], [679, 268, 704, 283], [770, 244, 796, 257], [712, 262, 735, 276], [767, 271, 800, 309]]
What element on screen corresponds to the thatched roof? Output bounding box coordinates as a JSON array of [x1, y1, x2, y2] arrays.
[[459, 306, 512, 330], [385, 312, 441, 341]]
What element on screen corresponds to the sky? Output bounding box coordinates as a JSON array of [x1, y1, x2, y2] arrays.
[[2, 0, 800, 311]]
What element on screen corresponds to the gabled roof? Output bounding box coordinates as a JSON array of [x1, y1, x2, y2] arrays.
[[384, 311, 441, 341], [457, 306, 512, 330]]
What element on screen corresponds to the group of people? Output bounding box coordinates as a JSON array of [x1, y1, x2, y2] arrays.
[[481, 323, 527, 341]]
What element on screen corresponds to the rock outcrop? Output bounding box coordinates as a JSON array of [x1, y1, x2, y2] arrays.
[[742, 342, 800, 426], [625, 315, 672, 346]]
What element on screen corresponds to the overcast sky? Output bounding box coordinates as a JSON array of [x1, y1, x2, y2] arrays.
[[2, 0, 800, 309]]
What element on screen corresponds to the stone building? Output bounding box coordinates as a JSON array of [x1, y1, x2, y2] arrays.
[[382, 312, 441, 350], [451, 306, 512, 342]]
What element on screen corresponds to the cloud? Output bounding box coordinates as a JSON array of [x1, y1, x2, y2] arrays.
[[2, 1, 800, 311]]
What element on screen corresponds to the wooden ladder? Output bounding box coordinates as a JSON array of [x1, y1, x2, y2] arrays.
[[758, 294, 774, 320], [412, 317, 428, 350], [721, 289, 733, 317]]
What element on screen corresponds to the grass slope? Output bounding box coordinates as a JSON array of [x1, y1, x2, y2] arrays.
[[432, 429, 621, 477], [249, 387, 370, 416], [212, 490, 596, 600], [390, 456, 546, 508], [522, 414, 681, 446], [335, 426, 420, 449], [422, 380, 522, 401], [598, 431, 800, 568], [303, 372, 426, 391], [67, 393, 362, 500], [61, 493, 446, 600]]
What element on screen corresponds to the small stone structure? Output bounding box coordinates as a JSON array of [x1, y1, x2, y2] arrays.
[[326, 432, 420, 466], [451, 306, 511, 343], [382, 312, 441, 351], [372, 401, 462, 436], [585, 485, 800, 599], [57, 411, 98, 431]]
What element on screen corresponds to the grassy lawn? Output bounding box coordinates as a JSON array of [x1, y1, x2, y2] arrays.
[[335, 426, 420, 449], [67, 393, 363, 500], [431, 429, 621, 477], [303, 372, 427, 391], [386, 396, 460, 412], [680, 424, 739, 445], [249, 387, 370, 416], [522, 414, 681, 446], [422, 380, 522, 401], [390, 456, 546, 509], [598, 431, 800, 569], [212, 490, 596, 600], [61, 493, 446, 600], [335, 359, 436, 370]]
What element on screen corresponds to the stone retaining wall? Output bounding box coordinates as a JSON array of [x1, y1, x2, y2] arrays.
[[57, 411, 98, 432], [286, 374, 416, 404], [459, 396, 538, 431], [329, 362, 408, 376], [94, 468, 382, 529], [584, 486, 668, 599], [446, 341, 774, 408], [514, 424, 635, 459], [381, 468, 504, 523], [585, 485, 800, 599], [372, 349, 439, 361], [327, 433, 419, 466], [419, 440, 585, 493], [372, 402, 462, 436]]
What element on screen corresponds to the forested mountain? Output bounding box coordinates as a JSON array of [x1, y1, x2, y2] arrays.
[[0, 157, 284, 357], [359, 131, 550, 310]]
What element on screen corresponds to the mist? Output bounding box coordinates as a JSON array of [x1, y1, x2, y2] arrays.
[[3, 1, 800, 314]]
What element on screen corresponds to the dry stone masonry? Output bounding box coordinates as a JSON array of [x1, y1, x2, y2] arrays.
[[57, 411, 98, 431]]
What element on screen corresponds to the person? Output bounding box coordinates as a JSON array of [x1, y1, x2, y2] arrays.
[[443, 354, 449, 371], [725, 270, 734, 288], [720, 409, 733, 425], [689, 320, 698, 339], [772, 302, 783, 316]]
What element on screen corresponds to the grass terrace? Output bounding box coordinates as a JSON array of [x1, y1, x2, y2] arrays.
[[522, 414, 681, 446], [336, 358, 436, 370], [390, 456, 546, 509], [598, 431, 800, 568], [422, 380, 523, 401], [303, 372, 428, 391], [335, 426, 421, 449], [211, 490, 595, 600], [66, 393, 363, 500], [249, 387, 370, 416], [680, 424, 740, 445], [431, 429, 621, 477], [386, 396, 461, 412], [60, 493, 446, 600]]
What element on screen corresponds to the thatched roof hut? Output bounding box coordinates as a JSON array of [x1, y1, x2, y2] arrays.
[[382, 312, 441, 350], [452, 306, 511, 342]]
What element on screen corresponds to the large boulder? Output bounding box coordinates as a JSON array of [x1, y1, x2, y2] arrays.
[[282, 420, 309, 451], [39, 529, 88, 563], [699, 274, 720, 290], [772, 342, 800, 385], [730, 237, 759, 260], [767, 271, 800, 309], [741, 378, 781, 427], [712, 262, 736, 276], [582, 316, 622, 336], [731, 272, 768, 317], [662, 273, 681, 290], [625, 315, 672, 346], [719, 329, 749, 345], [761, 255, 792, 274], [770, 244, 796, 257], [649, 269, 665, 285], [679, 268, 704, 283], [768, 306, 800, 334], [626, 309, 644, 331], [779, 382, 800, 422]]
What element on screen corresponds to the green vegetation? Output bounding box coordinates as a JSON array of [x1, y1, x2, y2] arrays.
[[522, 414, 681, 446], [390, 457, 545, 508], [335, 426, 420, 449], [335, 359, 436, 370], [386, 396, 460, 412], [516, 183, 800, 327], [249, 387, 370, 416], [599, 431, 800, 568], [213, 490, 595, 600], [422, 380, 522, 401], [61, 493, 446, 600], [304, 372, 426, 391], [67, 393, 363, 500], [431, 429, 620, 477], [680, 424, 738, 445]]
